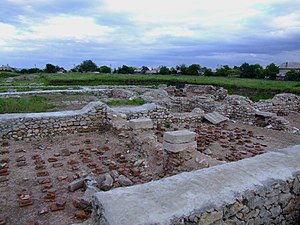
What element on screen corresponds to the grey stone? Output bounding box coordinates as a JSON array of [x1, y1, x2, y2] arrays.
[[163, 130, 196, 144], [99, 173, 113, 191], [198, 211, 223, 225], [163, 141, 197, 153], [68, 178, 84, 192], [279, 192, 292, 207], [255, 111, 276, 118], [128, 118, 153, 129], [269, 205, 282, 218], [117, 175, 133, 187], [204, 112, 228, 124]]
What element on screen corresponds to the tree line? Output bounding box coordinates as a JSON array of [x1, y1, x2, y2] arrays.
[[11, 59, 300, 81]]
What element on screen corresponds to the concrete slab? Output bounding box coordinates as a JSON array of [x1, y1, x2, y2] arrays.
[[92, 145, 300, 225], [255, 111, 276, 118], [163, 141, 197, 153], [163, 130, 196, 144], [129, 118, 153, 129], [204, 111, 228, 124], [111, 103, 158, 114]]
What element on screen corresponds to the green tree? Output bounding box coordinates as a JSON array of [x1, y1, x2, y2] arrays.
[[169, 67, 177, 74], [240, 63, 263, 78], [203, 68, 214, 76], [263, 63, 279, 80], [117, 65, 134, 74], [77, 60, 98, 72], [286, 70, 300, 81], [176, 64, 187, 74], [45, 64, 57, 73], [99, 65, 111, 73], [159, 66, 170, 75], [186, 64, 201, 75], [216, 65, 230, 76]]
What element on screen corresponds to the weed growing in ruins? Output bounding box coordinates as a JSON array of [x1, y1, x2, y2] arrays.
[[164, 121, 173, 129]]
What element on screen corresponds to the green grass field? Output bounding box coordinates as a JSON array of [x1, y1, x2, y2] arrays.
[[1, 73, 300, 102], [44, 73, 300, 94], [0, 96, 56, 114]]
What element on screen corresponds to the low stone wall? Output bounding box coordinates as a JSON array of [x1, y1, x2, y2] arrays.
[[0, 88, 112, 98], [0, 101, 109, 140], [92, 145, 300, 225]]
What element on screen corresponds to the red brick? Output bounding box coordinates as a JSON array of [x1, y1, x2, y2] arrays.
[[74, 210, 89, 220], [0, 217, 6, 225], [36, 171, 49, 177], [48, 157, 58, 163], [16, 156, 26, 162]]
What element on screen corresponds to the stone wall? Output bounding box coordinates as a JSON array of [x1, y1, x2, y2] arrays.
[[254, 93, 300, 114], [0, 101, 109, 140], [111, 103, 173, 125], [216, 95, 291, 131], [92, 145, 300, 225]]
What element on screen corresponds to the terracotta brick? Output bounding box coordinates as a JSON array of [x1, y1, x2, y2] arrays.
[[52, 163, 63, 168], [50, 199, 66, 211], [19, 195, 33, 207], [0, 158, 9, 163], [16, 161, 27, 167], [74, 210, 89, 220], [0, 217, 7, 225], [32, 154, 41, 160], [0, 177, 9, 183], [36, 171, 49, 177], [16, 156, 26, 162], [0, 168, 9, 176], [38, 178, 52, 184], [48, 157, 58, 163], [57, 176, 68, 181]]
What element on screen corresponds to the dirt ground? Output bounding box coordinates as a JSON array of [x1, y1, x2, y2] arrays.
[[1, 113, 300, 225]]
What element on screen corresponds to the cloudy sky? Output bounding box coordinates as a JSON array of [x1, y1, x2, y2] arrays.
[[0, 0, 300, 69]]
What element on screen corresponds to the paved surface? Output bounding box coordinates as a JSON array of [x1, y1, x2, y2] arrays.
[[93, 145, 300, 225]]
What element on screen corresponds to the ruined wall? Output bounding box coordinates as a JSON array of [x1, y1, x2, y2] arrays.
[[92, 145, 300, 225], [123, 105, 173, 125], [217, 95, 291, 131], [254, 93, 300, 114], [183, 84, 228, 101], [0, 102, 109, 140]]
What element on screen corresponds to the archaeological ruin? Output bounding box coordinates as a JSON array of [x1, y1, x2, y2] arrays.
[[0, 84, 300, 225]]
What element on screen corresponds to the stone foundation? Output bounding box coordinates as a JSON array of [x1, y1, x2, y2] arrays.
[[92, 145, 300, 225]]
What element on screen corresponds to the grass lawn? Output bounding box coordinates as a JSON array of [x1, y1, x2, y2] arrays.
[[0, 96, 56, 114], [105, 98, 145, 106], [44, 73, 300, 94]]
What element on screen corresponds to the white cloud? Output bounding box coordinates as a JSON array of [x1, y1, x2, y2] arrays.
[[263, 12, 300, 38], [0, 23, 18, 50], [21, 15, 114, 42]]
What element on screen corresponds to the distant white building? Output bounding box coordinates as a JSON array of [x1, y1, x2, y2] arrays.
[[134, 67, 143, 74], [278, 62, 300, 79], [145, 67, 160, 74], [0, 64, 16, 71]]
